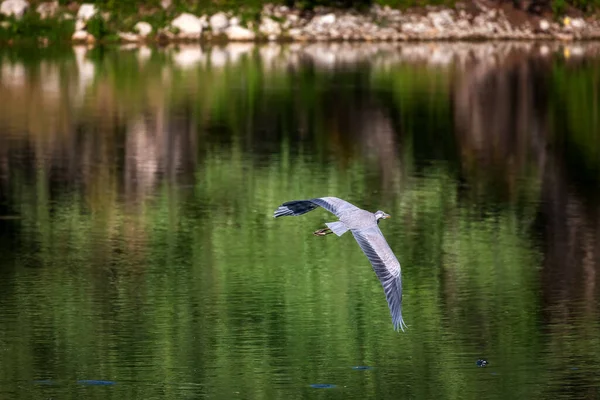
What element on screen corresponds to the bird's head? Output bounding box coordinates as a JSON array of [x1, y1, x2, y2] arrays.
[[375, 210, 391, 222]]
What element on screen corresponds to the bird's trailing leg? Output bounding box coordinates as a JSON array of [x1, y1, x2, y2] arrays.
[[313, 227, 333, 236]]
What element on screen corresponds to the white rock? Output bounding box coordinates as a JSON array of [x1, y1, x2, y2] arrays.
[[225, 25, 255, 41], [171, 13, 203, 39], [428, 10, 453, 31], [539, 19, 550, 31], [77, 4, 97, 21], [119, 43, 138, 51], [75, 19, 85, 31], [402, 22, 429, 33], [316, 13, 336, 25], [259, 16, 281, 36], [118, 32, 139, 42], [0, 20, 10, 28], [210, 12, 229, 32], [72, 30, 89, 41], [134, 21, 152, 37], [571, 18, 585, 29], [229, 16, 240, 26], [0, 0, 29, 19], [36, 1, 57, 19], [288, 28, 302, 38], [61, 12, 73, 20], [199, 14, 208, 28], [456, 19, 470, 30], [161, 0, 171, 9]]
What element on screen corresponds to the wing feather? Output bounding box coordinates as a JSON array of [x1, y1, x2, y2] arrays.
[[352, 226, 407, 332], [273, 197, 360, 218]]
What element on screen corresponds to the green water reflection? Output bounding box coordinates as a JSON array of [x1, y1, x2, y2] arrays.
[[0, 42, 599, 400]]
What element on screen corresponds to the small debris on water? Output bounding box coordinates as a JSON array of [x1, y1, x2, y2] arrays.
[[77, 380, 116, 386], [476, 359, 488, 367], [352, 366, 372, 370], [310, 383, 336, 389]]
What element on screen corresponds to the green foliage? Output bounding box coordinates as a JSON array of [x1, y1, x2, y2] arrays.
[[551, 0, 567, 16], [0, 12, 75, 43], [86, 14, 111, 39]]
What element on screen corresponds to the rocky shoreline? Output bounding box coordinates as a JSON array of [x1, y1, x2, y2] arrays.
[[1, 0, 600, 44]]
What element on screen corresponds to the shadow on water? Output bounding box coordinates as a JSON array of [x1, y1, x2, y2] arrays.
[[0, 41, 600, 399]]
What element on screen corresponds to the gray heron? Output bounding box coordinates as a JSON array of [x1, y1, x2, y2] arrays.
[[273, 196, 408, 332]]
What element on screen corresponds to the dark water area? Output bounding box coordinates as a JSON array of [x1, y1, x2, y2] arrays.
[[0, 41, 599, 399]]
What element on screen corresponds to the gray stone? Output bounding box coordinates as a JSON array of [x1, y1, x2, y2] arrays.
[[0, 0, 29, 19]]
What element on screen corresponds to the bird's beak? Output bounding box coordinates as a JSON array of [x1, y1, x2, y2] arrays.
[[384, 215, 391, 219]]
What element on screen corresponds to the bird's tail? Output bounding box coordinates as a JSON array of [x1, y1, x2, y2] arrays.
[[273, 200, 318, 218]]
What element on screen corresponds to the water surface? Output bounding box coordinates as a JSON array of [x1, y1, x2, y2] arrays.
[[1, 42, 600, 399]]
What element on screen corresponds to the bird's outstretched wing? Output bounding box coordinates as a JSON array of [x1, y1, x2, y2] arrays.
[[352, 226, 407, 332], [273, 197, 360, 218]]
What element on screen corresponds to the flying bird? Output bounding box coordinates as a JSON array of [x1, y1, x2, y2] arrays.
[[273, 196, 407, 332]]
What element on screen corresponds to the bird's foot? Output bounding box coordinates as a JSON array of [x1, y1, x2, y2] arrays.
[[313, 228, 332, 236]]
